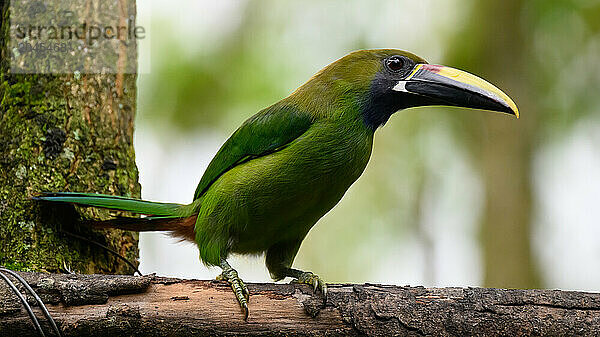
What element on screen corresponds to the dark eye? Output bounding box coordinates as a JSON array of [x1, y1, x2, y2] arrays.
[[386, 56, 404, 72]]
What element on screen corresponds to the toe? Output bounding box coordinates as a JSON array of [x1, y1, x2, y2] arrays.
[[239, 279, 250, 301], [320, 280, 327, 302], [241, 300, 249, 321]]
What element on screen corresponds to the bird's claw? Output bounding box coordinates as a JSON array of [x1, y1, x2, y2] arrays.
[[290, 271, 327, 302], [217, 270, 250, 319]]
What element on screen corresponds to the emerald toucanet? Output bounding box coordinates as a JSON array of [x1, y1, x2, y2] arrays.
[[35, 49, 518, 319]]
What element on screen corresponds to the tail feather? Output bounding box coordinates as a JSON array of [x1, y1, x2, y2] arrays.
[[34, 192, 197, 241], [33, 192, 183, 216], [90, 216, 197, 242]]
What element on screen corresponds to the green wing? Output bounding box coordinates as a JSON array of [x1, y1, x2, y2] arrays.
[[193, 104, 313, 200]]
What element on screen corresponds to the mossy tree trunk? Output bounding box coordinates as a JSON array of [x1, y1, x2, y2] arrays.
[[0, 0, 141, 274]]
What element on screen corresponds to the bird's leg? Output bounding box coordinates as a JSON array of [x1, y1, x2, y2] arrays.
[[285, 268, 327, 300], [265, 241, 327, 301], [216, 258, 250, 319]]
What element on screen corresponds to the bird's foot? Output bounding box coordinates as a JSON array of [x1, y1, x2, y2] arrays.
[[290, 271, 327, 301], [218, 260, 250, 320]]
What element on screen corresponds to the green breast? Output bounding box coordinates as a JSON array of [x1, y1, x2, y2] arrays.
[[196, 119, 374, 255]]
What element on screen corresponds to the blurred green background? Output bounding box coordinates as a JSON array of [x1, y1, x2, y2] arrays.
[[134, 0, 600, 290]]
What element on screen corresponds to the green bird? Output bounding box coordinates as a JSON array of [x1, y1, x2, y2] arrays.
[[35, 49, 518, 319]]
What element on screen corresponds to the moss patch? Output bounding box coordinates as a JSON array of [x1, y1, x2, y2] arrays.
[[0, 2, 140, 274]]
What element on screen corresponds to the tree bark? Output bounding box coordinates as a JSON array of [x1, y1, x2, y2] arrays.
[[1, 272, 599, 337], [0, 1, 140, 274]]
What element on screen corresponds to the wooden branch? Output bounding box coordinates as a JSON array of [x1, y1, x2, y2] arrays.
[[1, 272, 600, 336]]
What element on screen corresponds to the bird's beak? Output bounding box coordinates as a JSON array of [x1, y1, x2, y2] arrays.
[[392, 64, 519, 118]]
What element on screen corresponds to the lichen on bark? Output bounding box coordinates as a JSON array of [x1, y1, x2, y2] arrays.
[[0, 1, 140, 274]]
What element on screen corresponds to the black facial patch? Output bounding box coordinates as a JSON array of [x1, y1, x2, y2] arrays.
[[361, 58, 418, 130]]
